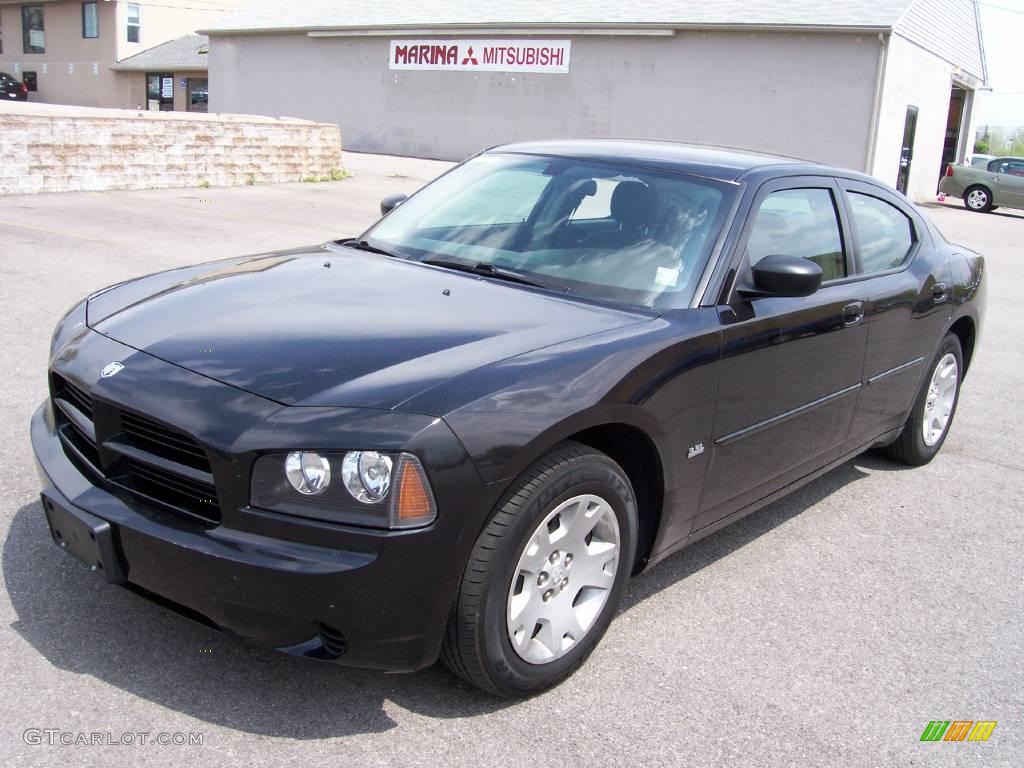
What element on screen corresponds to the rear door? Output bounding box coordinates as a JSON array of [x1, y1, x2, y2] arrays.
[[694, 177, 867, 530], [838, 179, 952, 449]]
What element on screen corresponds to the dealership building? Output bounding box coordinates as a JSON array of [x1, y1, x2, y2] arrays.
[[202, 0, 986, 202]]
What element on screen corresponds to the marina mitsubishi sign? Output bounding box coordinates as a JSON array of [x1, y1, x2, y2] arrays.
[[389, 39, 571, 73]]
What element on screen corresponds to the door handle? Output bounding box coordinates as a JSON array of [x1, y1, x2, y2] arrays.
[[842, 301, 864, 326], [932, 282, 948, 303]]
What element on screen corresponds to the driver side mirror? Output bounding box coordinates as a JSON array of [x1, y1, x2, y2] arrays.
[[380, 193, 408, 216], [741, 255, 823, 298]]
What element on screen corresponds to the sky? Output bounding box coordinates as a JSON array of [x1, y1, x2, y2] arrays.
[[974, 0, 1024, 128]]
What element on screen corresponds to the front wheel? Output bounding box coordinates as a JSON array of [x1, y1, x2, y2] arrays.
[[441, 442, 637, 697], [964, 185, 994, 213], [884, 333, 963, 465]]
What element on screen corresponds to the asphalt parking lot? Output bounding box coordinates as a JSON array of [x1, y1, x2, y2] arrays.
[[0, 154, 1021, 767]]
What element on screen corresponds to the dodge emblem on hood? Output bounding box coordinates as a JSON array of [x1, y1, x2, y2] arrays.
[[100, 361, 124, 378]]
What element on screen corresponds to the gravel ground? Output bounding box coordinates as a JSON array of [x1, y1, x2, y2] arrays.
[[0, 157, 1020, 767]]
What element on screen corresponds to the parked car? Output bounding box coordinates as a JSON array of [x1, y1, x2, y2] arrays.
[[33, 140, 984, 697], [968, 153, 994, 168], [0, 72, 28, 101], [940, 156, 1024, 212]]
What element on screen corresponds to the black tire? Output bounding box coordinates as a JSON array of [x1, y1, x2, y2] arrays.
[[963, 185, 994, 213], [884, 333, 963, 466], [440, 442, 638, 697]]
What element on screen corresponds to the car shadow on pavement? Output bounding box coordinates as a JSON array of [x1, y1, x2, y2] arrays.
[[4, 451, 900, 736], [619, 451, 906, 611]]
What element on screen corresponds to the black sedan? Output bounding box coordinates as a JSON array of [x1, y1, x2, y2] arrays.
[[32, 140, 984, 697], [1, 71, 29, 101]]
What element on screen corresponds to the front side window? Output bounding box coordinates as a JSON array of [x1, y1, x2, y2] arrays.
[[126, 3, 140, 43], [746, 188, 846, 281], [364, 153, 733, 308], [82, 2, 98, 38], [847, 193, 915, 274], [22, 5, 44, 54]]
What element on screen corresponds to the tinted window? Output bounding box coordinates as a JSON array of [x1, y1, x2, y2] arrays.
[[746, 188, 846, 280], [365, 153, 732, 308], [82, 2, 98, 38], [988, 159, 1024, 176], [22, 5, 44, 53], [847, 193, 915, 274]]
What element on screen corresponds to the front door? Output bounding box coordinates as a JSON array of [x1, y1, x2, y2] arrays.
[[694, 178, 867, 531], [145, 72, 174, 111], [896, 106, 918, 196]]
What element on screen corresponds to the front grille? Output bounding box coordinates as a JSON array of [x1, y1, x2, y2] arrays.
[[55, 376, 93, 420], [113, 458, 219, 523], [318, 624, 348, 658], [49, 373, 221, 525], [121, 410, 210, 471]]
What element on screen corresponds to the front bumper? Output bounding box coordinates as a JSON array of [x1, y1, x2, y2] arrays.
[[31, 337, 499, 670]]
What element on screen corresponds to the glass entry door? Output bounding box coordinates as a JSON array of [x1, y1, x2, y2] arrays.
[[146, 72, 174, 111], [187, 78, 208, 112], [896, 106, 918, 196]]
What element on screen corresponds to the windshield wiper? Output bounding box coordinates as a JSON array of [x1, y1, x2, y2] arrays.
[[420, 259, 554, 290], [342, 239, 400, 258]]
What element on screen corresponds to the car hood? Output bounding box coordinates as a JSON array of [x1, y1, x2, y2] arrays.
[[87, 246, 651, 410]]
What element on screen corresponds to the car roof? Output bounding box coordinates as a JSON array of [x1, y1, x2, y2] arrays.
[[488, 139, 855, 183]]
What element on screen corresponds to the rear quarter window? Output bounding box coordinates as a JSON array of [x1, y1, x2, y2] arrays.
[[847, 193, 915, 274]]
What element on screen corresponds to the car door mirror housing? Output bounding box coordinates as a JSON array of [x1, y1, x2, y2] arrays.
[[380, 193, 409, 216], [743, 255, 823, 298]]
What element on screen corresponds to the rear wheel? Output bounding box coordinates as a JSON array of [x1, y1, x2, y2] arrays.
[[963, 185, 994, 213], [884, 333, 962, 465], [441, 442, 637, 697]]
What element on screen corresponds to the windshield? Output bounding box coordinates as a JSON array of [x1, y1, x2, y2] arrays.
[[361, 153, 734, 308]]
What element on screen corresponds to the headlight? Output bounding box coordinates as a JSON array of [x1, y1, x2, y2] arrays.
[[285, 452, 332, 495], [341, 451, 393, 502], [49, 300, 88, 358], [251, 451, 437, 529]]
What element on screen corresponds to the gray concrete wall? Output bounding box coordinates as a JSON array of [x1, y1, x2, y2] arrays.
[[209, 30, 881, 170]]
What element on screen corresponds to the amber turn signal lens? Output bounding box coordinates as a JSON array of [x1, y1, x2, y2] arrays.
[[396, 458, 435, 523]]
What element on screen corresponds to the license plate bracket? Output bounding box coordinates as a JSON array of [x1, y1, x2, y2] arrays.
[[42, 495, 126, 584]]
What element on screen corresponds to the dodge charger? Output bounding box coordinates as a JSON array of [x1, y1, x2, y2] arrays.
[[32, 140, 985, 696]]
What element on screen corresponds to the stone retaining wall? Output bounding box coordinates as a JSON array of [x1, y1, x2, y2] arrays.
[[0, 103, 343, 195]]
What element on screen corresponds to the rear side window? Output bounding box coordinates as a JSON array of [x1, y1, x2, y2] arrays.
[[988, 159, 1024, 176], [746, 188, 846, 281], [847, 193, 915, 274]]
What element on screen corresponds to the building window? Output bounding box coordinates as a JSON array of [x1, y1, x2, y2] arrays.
[[23, 71, 37, 92], [22, 5, 45, 54], [126, 3, 140, 43], [82, 2, 98, 38]]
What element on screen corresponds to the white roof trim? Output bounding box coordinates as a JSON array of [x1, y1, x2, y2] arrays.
[[307, 27, 677, 37]]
